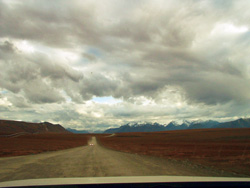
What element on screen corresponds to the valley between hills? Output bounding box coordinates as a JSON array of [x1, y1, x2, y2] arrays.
[[0, 118, 249, 182]]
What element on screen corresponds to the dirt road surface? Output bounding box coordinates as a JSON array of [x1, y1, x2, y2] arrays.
[[0, 137, 235, 182]]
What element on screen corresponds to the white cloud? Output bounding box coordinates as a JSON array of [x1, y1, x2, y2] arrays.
[[0, 0, 249, 130], [0, 97, 12, 107], [15, 40, 35, 53], [92, 96, 122, 105], [211, 23, 248, 35]]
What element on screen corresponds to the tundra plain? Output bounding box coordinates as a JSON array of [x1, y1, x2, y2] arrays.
[[98, 128, 250, 176], [0, 133, 90, 157], [0, 128, 249, 182]]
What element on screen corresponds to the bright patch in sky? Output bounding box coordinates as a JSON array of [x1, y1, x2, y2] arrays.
[[16, 40, 35, 53], [211, 23, 248, 35], [55, 50, 80, 63], [0, 97, 12, 106], [92, 96, 122, 104]]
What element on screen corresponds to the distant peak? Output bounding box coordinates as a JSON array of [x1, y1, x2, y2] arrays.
[[183, 120, 191, 124], [169, 121, 179, 126], [126, 121, 154, 127]]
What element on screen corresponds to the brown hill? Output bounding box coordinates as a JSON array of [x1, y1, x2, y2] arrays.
[[0, 120, 69, 134]]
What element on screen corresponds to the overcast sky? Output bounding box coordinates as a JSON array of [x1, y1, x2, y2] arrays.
[[0, 0, 249, 131]]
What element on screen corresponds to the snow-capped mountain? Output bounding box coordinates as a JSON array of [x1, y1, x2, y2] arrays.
[[103, 122, 165, 133], [103, 118, 249, 133], [182, 120, 192, 127]]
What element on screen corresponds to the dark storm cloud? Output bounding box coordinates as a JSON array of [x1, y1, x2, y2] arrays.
[[0, 0, 106, 48], [79, 74, 119, 100], [0, 1, 73, 47], [0, 40, 17, 53], [180, 76, 250, 105]]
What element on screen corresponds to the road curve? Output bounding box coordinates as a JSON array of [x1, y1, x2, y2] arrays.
[[0, 137, 233, 182]]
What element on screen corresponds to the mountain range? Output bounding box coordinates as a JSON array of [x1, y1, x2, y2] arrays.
[[103, 118, 250, 133], [1, 118, 249, 134], [66, 128, 89, 134]]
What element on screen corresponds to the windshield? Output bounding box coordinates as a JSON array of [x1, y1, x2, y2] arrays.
[[0, 0, 250, 184]]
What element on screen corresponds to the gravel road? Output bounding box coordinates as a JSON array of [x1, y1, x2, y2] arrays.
[[0, 137, 234, 182]]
